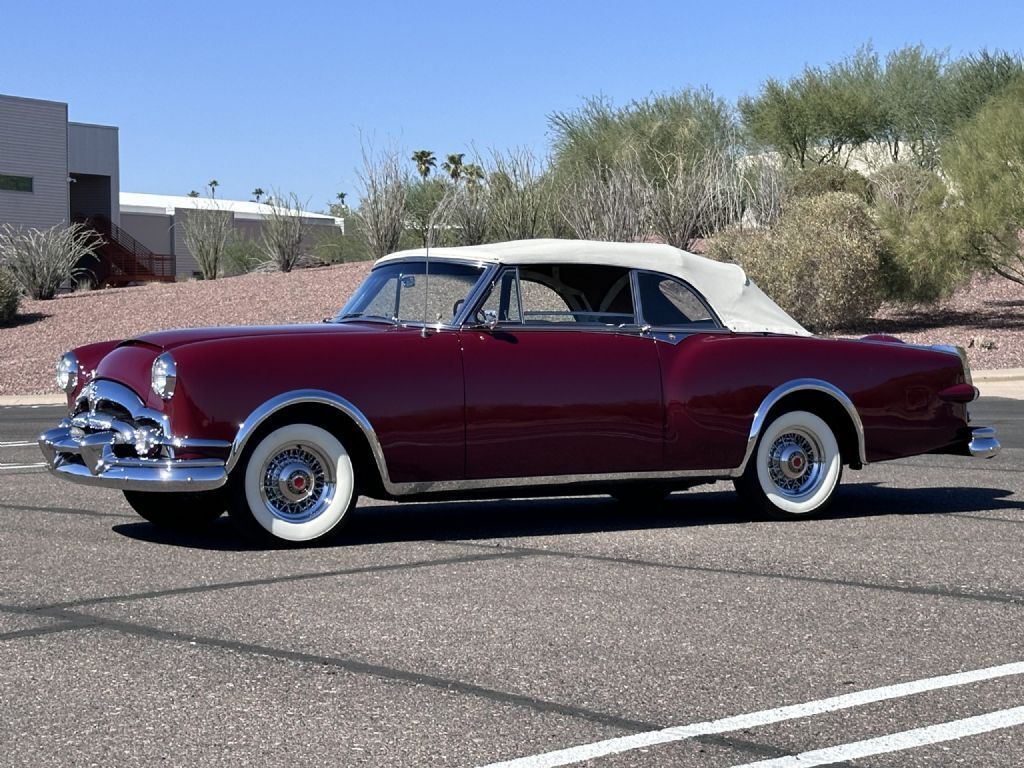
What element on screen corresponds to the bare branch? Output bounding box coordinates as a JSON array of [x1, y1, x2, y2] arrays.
[[355, 145, 408, 260]]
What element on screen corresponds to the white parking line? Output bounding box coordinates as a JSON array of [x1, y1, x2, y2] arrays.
[[478, 661, 1024, 768], [0, 463, 47, 470], [729, 705, 1024, 768], [0, 440, 36, 448]]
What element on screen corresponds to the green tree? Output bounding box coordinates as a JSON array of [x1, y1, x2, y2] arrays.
[[739, 77, 815, 166], [463, 163, 485, 188], [405, 178, 448, 247], [942, 50, 1024, 131], [252, 187, 265, 203], [442, 153, 465, 181], [411, 150, 436, 180], [942, 77, 1024, 285], [740, 47, 880, 167], [875, 46, 946, 165], [549, 88, 736, 183], [187, 190, 200, 198], [207, 179, 219, 198]]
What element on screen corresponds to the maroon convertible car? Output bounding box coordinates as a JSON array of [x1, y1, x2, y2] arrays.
[[40, 239, 1000, 544]]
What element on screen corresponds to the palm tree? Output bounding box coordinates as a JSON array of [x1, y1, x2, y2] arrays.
[[463, 163, 485, 189], [252, 187, 265, 203], [208, 179, 219, 198], [187, 190, 200, 198], [411, 150, 436, 180], [335, 191, 347, 206], [442, 153, 465, 181]]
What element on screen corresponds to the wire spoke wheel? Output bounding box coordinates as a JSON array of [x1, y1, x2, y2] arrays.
[[229, 422, 356, 544], [259, 443, 336, 523], [735, 410, 843, 519], [765, 428, 824, 500]]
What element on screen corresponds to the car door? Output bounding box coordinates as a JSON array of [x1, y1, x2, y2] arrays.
[[459, 264, 664, 480], [633, 269, 736, 471]]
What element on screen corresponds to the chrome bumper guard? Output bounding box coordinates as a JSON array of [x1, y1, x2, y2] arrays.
[[968, 426, 1001, 459], [38, 380, 230, 492]]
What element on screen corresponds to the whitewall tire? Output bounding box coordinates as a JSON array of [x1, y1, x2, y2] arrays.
[[734, 410, 843, 519], [228, 423, 356, 544]]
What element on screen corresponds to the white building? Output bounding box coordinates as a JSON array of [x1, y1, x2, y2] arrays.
[[1, 92, 342, 282]]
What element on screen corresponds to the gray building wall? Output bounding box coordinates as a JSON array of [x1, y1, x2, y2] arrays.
[[0, 95, 69, 230], [68, 122, 119, 225], [120, 211, 174, 256]]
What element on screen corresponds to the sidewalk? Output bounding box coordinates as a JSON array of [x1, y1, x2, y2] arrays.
[[3, 369, 1022, 407]]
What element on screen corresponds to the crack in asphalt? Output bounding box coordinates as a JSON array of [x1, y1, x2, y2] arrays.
[[0, 502, 134, 519], [40, 549, 531, 610], [0, 600, 789, 759], [446, 541, 1024, 607]]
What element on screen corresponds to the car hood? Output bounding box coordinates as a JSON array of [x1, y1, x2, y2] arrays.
[[129, 322, 384, 351]]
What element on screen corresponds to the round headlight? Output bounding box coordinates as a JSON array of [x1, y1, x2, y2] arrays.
[[151, 353, 177, 400], [56, 352, 79, 393]]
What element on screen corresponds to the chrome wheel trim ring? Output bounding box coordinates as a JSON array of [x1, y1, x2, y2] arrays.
[[765, 428, 824, 499], [259, 443, 336, 523]]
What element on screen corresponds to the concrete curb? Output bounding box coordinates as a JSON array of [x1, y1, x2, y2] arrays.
[[0, 394, 67, 407]]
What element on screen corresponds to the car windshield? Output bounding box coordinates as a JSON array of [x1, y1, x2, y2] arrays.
[[334, 261, 486, 325]]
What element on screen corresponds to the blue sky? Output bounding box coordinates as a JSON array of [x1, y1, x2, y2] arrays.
[[3, 0, 1022, 211]]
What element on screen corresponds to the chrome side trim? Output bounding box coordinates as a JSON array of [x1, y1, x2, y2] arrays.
[[968, 426, 1000, 459], [735, 379, 868, 476], [228, 390, 736, 498], [386, 468, 733, 496]]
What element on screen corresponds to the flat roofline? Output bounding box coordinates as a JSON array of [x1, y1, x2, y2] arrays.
[[0, 92, 68, 110], [69, 121, 119, 131]]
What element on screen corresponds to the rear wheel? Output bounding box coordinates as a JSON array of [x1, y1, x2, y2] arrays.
[[226, 423, 357, 545], [123, 489, 225, 529], [733, 410, 843, 519]]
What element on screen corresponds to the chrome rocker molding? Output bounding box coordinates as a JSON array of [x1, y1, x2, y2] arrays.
[[38, 380, 231, 492], [734, 379, 868, 477], [227, 389, 738, 498]]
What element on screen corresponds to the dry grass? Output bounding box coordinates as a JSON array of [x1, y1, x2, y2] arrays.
[[1, 262, 1020, 396]]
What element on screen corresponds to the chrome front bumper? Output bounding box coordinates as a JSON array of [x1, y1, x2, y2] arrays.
[[38, 380, 230, 492], [968, 426, 1001, 459]]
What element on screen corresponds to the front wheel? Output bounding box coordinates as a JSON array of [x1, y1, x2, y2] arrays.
[[226, 423, 357, 544], [733, 410, 843, 519], [123, 489, 225, 529]]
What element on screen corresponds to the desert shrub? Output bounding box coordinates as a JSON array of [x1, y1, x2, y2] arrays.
[[871, 164, 971, 301], [222, 235, 264, 276], [0, 267, 19, 324], [790, 165, 872, 203], [312, 223, 374, 264], [709, 192, 883, 331], [0, 222, 101, 300]]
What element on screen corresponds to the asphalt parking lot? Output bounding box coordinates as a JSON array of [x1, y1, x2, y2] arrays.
[[1, 400, 1022, 767]]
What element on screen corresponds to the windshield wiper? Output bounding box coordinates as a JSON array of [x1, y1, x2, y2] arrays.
[[334, 312, 399, 324]]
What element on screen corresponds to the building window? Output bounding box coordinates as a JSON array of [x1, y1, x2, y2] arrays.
[[0, 174, 33, 193]]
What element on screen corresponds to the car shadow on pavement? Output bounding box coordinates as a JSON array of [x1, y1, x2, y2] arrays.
[[110, 482, 1024, 550]]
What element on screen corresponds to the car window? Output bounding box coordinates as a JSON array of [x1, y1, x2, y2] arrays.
[[636, 272, 717, 327], [339, 261, 485, 324], [477, 264, 637, 326]]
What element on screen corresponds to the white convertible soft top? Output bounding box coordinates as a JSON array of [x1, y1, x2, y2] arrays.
[[378, 239, 810, 336]]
